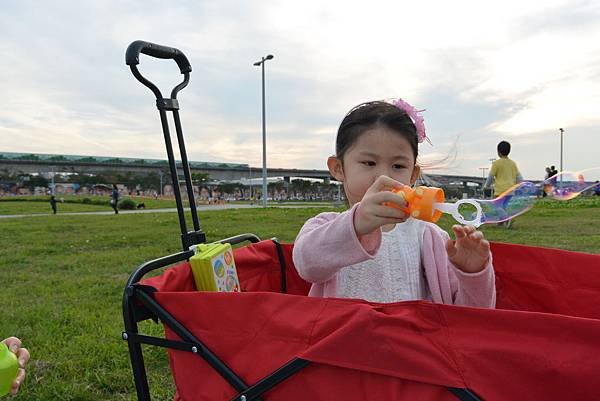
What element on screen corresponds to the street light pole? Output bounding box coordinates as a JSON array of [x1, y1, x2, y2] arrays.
[[558, 128, 564, 187], [479, 167, 489, 197], [50, 166, 56, 195], [158, 170, 164, 197], [558, 128, 564, 173], [254, 54, 274, 208], [479, 167, 488, 197], [249, 166, 252, 200]]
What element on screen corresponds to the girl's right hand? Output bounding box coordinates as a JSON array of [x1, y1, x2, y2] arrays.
[[353, 175, 409, 236]]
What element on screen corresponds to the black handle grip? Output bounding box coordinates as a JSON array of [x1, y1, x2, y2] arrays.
[[126, 40, 192, 74]]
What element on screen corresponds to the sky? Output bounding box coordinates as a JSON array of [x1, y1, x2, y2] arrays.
[[0, 0, 599, 180]]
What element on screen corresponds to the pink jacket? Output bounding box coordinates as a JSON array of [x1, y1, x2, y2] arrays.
[[293, 203, 496, 308]]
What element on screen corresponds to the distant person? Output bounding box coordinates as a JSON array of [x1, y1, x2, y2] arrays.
[[545, 165, 559, 196], [110, 184, 119, 214], [484, 141, 522, 226], [1, 337, 29, 395], [542, 166, 551, 197], [49, 195, 57, 214], [485, 141, 522, 196]]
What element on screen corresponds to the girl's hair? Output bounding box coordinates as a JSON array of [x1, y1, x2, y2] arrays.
[[336, 101, 419, 162]]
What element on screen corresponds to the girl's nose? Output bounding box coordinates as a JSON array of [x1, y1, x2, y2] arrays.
[[375, 167, 394, 179], [372, 172, 391, 184]]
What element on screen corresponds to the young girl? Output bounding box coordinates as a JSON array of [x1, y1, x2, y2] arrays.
[[293, 99, 495, 307]]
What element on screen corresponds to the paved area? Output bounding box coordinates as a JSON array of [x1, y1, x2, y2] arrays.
[[0, 203, 335, 219]]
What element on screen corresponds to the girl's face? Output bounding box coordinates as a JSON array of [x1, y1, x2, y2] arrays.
[[328, 126, 419, 206]]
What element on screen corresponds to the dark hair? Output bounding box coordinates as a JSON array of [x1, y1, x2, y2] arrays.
[[336, 101, 419, 162], [497, 141, 511, 156]]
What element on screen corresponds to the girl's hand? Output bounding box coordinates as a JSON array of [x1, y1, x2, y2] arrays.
[[354, 175, 409, 236], [2, 337, 29, 395], [446, 225, 491, 273]]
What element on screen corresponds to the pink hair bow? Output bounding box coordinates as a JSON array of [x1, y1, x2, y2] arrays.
[[392, 98, 431, 144]]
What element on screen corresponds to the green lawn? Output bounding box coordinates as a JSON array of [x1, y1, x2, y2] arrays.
[[0, 195, 179, 214], [0, 198, 598, 400]]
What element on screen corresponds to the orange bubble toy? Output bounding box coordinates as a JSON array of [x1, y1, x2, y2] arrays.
[[388, 186, 445, 223]]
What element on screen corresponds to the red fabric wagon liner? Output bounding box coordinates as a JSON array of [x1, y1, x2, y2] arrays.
[[141, 241, 600, 401]]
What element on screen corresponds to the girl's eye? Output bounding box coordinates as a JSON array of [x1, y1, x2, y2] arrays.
[[393, 164, 406, 169], [361, 161, 376, 166]]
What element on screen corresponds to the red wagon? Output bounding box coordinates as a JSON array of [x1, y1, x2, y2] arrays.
[[122, 41, 600, 401]]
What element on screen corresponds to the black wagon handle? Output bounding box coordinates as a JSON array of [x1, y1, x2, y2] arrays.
[[126, 40, 192, 74], [126, 40, 192, 100]]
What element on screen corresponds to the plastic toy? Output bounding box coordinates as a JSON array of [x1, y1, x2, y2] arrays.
[[389, 186, 445, 223], [0, 342, 18, 396], [189, 243, 240, 292]]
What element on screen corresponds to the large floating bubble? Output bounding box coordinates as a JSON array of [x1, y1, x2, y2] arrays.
[[433, 167, 600, 227], [542, 168, 600, 200]]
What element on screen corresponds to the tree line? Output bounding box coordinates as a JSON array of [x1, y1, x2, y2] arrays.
[[1, 169, 343, 201]]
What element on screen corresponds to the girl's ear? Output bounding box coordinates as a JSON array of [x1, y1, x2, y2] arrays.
[[327, 156, 345, 182], [410, 165, 421, 186]]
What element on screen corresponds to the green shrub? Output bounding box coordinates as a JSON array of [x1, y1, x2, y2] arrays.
[[82, 198, 92, 204], [118, 198, 136, 210]]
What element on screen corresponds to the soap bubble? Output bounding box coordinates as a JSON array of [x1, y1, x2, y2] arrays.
[[478, 168, 600, 224], [478, 181, 538, 224], [406, 168, 600, 227], [542, 167, 600, 200]]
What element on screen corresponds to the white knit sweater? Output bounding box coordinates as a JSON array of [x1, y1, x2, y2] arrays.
[[338, 218, 430, 303]]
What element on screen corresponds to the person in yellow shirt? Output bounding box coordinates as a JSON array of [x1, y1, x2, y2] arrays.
[[485, 141, 522, 196], [484, 141, 523, 227]]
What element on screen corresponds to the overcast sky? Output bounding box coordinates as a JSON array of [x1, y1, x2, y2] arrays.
[[1, 0, 599, 180]]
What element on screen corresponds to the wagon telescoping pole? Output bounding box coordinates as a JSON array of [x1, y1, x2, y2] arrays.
[[125, 40, 205, 250]]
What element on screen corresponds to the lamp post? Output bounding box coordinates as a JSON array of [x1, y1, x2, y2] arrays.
[[558, 127, 565, 188], [50, 166, 56, 195], [158, 170, 164, 197], [558, 127, 564, 172], [253, 54, 274, 207], [479, 167, 488, 197], [248, 166, 252, 200]]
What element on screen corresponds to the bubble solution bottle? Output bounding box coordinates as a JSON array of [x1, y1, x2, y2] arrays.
[[0, 342, 18, 396], [389, 186, 445, 223]]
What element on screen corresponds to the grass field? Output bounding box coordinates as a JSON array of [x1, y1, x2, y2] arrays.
[[1, 197, 599, 400], [0, 195, 334, 215], [0, 195, 178, 214]]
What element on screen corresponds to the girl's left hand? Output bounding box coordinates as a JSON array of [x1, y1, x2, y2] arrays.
[[445, 225, 490, 273]]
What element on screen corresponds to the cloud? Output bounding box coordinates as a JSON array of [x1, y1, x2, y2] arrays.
[[0, 0, 599, 180]]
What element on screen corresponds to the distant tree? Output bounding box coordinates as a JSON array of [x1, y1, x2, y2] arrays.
[[192, 172, 210, 184], [21, 174, 48, 190], [77, 157, 98, 163], [136, 172, 160, 191], [218, 182, 241, 195], [67, 173, 98, 186], [290, 179, 313, 199]]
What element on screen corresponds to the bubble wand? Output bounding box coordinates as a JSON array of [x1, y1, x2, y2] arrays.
[[388, 168, 600, 227]]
